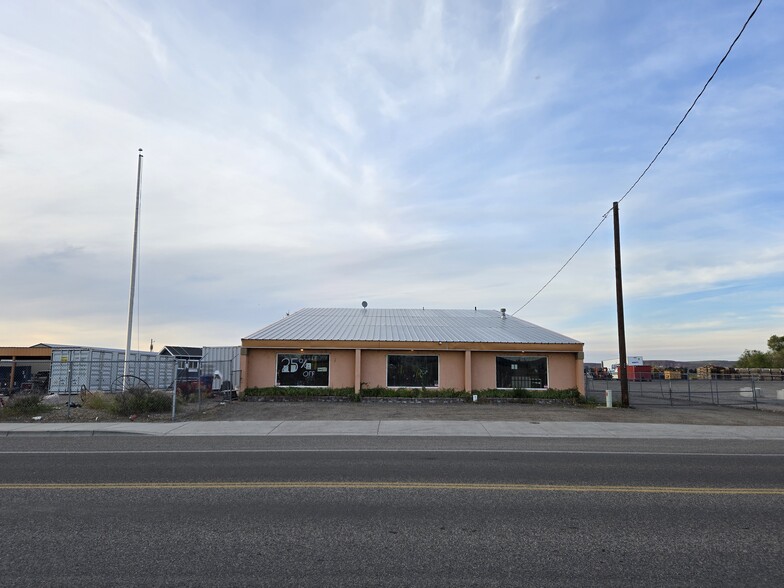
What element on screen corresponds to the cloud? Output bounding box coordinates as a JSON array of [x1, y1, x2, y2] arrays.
[[1, 0, 782, 362]]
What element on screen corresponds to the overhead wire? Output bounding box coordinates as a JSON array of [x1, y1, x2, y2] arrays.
[[511, 0, 763, 317]]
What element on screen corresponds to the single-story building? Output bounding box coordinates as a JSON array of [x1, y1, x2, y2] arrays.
[[0, 345, 56, 393], [240, 308, 585, 394], [159, 345, 202, 381]]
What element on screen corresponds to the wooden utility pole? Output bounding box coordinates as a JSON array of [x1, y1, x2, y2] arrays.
[[613, 202, 629, 407]]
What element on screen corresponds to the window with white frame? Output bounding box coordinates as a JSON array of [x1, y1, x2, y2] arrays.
[[387, 355, 439, 388], [496, 356, 548, 389]]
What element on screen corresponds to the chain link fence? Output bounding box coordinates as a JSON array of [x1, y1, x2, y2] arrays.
[[2, 354, 242, 420], [1, 359, 52, 395], [585, 375, 784, 410], [173, 359, 240, 408]]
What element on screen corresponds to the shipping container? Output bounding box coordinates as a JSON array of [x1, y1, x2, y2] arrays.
[[48, 347, 176, 393], [626, 365, 653, 381], [602, 356, 644, 378], [201, 346, 241, 389]]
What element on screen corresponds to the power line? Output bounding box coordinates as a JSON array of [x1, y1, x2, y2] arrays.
[[512, 0, 763, 317]]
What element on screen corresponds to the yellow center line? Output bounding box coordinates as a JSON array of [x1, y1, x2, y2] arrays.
[[0, 482, 783, 495]]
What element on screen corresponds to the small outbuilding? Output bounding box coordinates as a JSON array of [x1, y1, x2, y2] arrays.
[[241, 308, 585, 394]]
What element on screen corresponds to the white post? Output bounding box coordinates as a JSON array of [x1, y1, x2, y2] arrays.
[[123, 149, 144, 391], [605, 389, 613, 408]]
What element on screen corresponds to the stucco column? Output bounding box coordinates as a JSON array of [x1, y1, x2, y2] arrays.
[[239, 348, 248, 397], [354, 348, 362, 395], [576, 352, 585, 396], [464, 350, 472, 392]]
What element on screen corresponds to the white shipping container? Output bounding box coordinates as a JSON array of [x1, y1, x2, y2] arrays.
[[201, 346, 241, 389], [49, 347, 176, 393]]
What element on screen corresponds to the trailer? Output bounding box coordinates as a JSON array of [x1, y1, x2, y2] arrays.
[[602, 356, 644, 379]]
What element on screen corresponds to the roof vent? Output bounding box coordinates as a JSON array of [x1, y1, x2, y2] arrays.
[[501, 308, 507, 318], [362, 301, 368, 309]]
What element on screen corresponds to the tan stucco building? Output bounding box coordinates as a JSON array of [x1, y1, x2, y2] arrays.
[[241, 308, 585, 395]]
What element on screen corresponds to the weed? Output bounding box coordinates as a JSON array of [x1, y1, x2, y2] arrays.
[[110, 387, 172, 416], [80, 391, 114, 411], [1, 394, 53, 417]]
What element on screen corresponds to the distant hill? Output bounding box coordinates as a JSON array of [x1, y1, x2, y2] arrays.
[[643, 360, 735, 369]]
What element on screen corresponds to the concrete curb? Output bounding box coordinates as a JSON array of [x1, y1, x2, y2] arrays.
[[2, 420, 784, 440]]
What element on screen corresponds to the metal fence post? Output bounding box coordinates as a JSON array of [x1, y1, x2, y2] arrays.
[[171, 360, 177, 421], [197, 365, 202, 413], [687, 376, 691, 403], [66, 352, 73, 418], [752, 375, 758, 410]]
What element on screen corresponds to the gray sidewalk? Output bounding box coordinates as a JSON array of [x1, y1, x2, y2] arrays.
[[2, 420, 784, 439]]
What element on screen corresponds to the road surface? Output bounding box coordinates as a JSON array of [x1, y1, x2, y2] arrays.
[[2, 436, 783, 586]]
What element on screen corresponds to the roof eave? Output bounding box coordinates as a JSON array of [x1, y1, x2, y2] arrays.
[[241, 339, 583, 353]]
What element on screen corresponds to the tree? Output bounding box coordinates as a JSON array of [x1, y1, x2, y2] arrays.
[[767, 335, 784, 354], [736, 349, 770, 369], [736, 335, 784, 369]]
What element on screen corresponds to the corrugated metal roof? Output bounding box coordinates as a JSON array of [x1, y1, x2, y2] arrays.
[[159, 346, 203, 358], [245, 308, 581, 345]]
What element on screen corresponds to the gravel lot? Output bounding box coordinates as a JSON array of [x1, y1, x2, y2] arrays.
[[195, 397, 784, 426], [4, 394, 784, 426]]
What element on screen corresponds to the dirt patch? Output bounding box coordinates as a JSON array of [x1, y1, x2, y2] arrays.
[[4, 395, 784, 426], [190, 398, 784, 426], [0, 394, 222, 423]]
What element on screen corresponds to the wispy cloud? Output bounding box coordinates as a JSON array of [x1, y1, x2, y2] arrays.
[[1, 0, 782, 361]]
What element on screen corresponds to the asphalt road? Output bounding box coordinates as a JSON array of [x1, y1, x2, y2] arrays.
[[2, 436, 783, 587]]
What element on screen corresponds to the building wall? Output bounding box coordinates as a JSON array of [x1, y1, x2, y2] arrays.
[[242, 349, 277, 388], [548, 353, 579, 390], [471, 352, 496, 390], [242, 346, 584, 393], [328, 350, 356, 388], [359, 350, 388, 389]]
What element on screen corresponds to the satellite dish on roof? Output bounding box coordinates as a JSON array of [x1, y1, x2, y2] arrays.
[[362, 301, 368, 308]]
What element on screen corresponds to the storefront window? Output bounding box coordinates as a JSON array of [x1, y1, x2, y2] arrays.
[[387, 355, 439, 388], [496, 356, 548, 389], [276, 354, 329, 387]]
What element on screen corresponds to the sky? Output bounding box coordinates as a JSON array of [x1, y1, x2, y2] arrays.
[[1, 0, 782, 363]]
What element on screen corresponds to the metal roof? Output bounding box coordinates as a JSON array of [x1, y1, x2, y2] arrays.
[[245, 308, 581, 345], [159, 346, 203, 358]]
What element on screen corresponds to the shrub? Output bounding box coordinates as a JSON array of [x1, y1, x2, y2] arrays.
[[2, 394, 53, 416], [177, 381, 207, 399], [243, 387, 356, 398], [239, 386, 578, 402], [110, 387, 172, 416], [360, 387, 468, 399], [243, 386, 468, 400], [474, 388, 580, 400], [80, 391, 114, 411]]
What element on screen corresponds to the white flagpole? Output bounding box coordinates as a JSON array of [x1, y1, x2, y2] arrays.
[[123, 148, 144, 390]]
